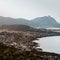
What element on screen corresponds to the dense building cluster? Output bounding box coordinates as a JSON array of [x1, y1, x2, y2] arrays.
[[0, 31, 40, 50], [0, 31, 59, 60]]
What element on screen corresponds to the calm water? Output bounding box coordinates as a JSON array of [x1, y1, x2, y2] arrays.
[[34, 36, 60, 54]]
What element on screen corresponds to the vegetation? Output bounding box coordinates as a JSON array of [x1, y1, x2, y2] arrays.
[[0, 43, 41, 60], [0, 43, 59, 60]]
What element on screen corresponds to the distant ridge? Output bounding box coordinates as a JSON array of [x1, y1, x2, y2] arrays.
[[0, 16, 60, 28], [0, 25, 33, 31], [31, 16, 60, 28]]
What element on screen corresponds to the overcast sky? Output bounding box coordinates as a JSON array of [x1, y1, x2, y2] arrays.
[[0, 0, 60, 23]]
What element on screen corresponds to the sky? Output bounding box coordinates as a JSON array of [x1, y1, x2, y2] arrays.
[[0, 0, 60, 23]]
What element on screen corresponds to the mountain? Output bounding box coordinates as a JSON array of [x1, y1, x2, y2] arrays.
[[31, 16, 60, 28], [0, 16, 60, 28], [0, 16, 29, 25]]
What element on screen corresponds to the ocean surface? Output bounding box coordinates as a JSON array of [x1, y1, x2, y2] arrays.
[[34, 36, 60, 54]]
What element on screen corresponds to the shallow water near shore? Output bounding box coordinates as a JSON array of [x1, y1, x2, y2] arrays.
[[34, 36, 60, 54]]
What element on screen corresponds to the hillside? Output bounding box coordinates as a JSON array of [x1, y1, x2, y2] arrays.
[[0, 16, 60, 28], [31, 16, 60, 27], [0, 43, 60, 60], [0, 31, 41, 50], [0, 25, 33, 31]]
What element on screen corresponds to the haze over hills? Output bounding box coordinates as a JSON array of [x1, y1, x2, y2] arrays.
[[31, 16, 60, 28], [0, 16, 60, 28]]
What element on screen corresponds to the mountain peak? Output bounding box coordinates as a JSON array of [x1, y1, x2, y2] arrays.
[[31, 16, 60, 28], [0, 16, 59, 28]]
